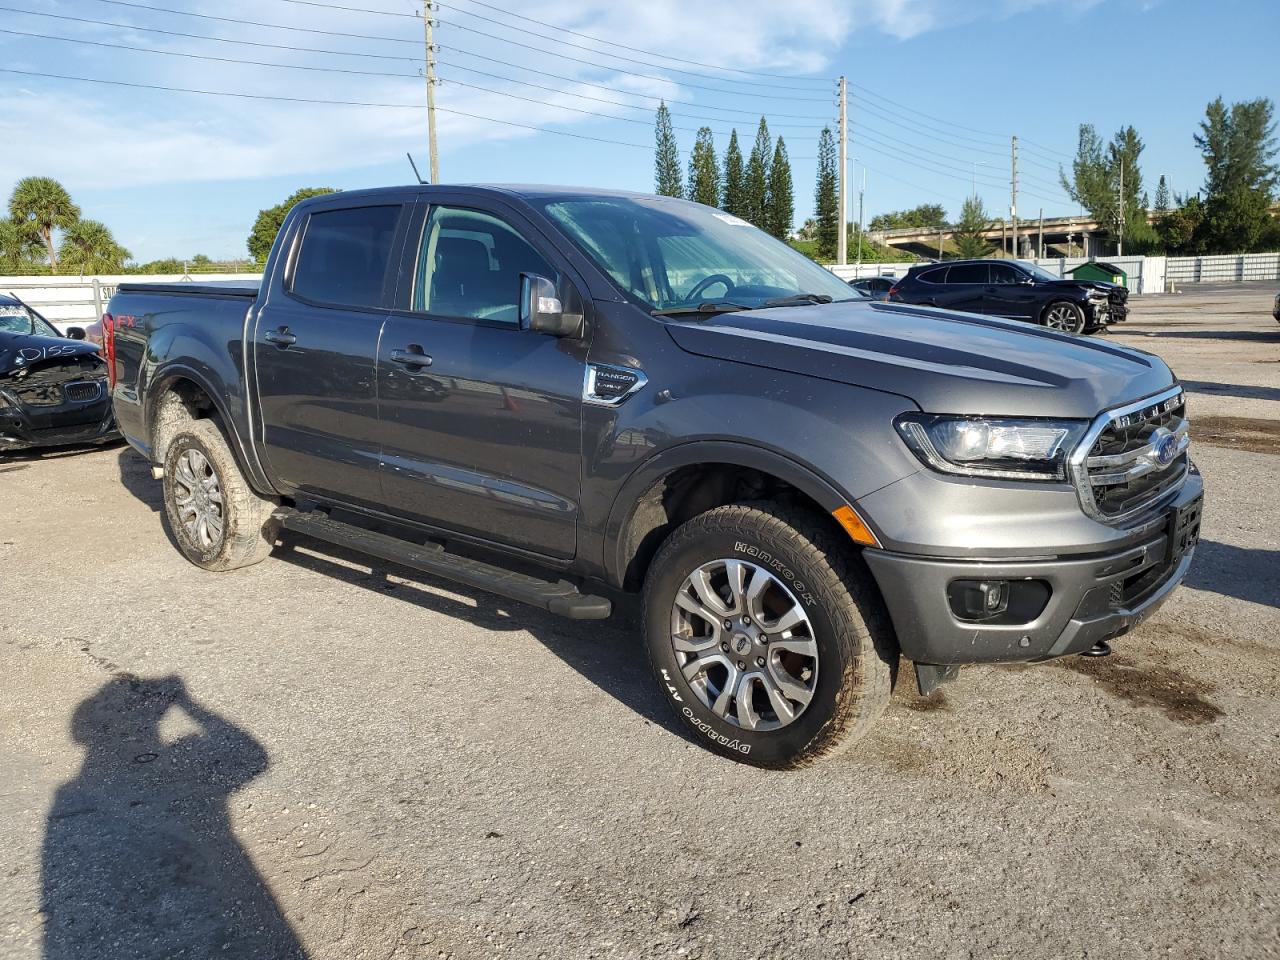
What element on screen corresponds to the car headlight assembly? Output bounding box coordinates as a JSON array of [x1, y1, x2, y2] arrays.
[[895, 414, 1088, 481]]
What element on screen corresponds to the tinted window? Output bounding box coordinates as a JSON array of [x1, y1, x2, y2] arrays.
[[917, 267, 947, 284], [947, 264, 989, 284], [989, 264, 1024, 285], [414, 206, 556, 324], [291, 205, 400, 309]]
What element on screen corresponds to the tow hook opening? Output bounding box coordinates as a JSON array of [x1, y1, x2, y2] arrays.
[[1081, 640, 1112, 658]]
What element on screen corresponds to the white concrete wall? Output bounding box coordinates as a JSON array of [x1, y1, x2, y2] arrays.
[[1, 273, 262, 333]]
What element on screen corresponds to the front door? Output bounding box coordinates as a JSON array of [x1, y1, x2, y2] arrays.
[[939, 262, 989, 314], [985, 262, 1037, 319], [376, 200, 588, 560], [253, 200, 408, 510]]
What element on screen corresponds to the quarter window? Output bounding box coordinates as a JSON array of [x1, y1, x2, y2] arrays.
[[917, 267, 947, 284], [291, 205, 401, 309], [414, 206, 556, 323]]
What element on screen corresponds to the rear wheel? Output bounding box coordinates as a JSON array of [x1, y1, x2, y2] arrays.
[[1042, 300, 1086, 334], [642, 502, 895, 769], [162, 418, 279, 571]]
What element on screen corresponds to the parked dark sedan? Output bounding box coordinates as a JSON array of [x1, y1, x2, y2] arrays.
[[848, 274, 896, 300], [888, 259, 1128, 334], [0, 295, 117, 453]]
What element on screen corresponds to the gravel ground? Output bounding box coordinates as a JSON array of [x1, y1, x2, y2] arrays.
[[1, 283, 1278, 960]]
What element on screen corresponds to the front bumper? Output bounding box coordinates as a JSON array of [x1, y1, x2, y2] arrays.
[[0, 398, 118, 451], [863, 475, 1203, 665]]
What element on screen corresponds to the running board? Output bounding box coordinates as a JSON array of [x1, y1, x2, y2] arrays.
[[275, 508, 612, 620]]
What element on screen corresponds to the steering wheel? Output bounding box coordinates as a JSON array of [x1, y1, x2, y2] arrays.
[[685, 273, 736, 302]]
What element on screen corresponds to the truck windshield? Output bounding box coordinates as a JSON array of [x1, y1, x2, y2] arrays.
[[539, 196, 858, 312]]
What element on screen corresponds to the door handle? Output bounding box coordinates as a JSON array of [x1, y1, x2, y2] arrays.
[[390, 346, 433, 368], [265, 327, 297, 347]]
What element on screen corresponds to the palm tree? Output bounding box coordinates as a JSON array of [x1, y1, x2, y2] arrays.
[[58, 220, 131, 276], [0, 219, 43, 272], [8, 176, 80, 270]]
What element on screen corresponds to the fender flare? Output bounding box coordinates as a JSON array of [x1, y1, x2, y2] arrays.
[[144, 361, 273, 493], [601, 440, 851, 588]]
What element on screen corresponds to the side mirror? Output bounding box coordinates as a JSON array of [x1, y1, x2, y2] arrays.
[[65, 326, 87, 340], [519, 273, 581, 337]]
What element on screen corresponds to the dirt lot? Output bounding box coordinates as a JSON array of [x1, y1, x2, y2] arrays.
[[2, 284, 1278, 960]]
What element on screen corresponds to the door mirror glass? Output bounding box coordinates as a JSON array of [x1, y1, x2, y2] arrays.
[[519, 273, 580, 337]]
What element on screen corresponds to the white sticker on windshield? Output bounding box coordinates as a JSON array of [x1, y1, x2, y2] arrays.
[[712, 213, 752, 227]]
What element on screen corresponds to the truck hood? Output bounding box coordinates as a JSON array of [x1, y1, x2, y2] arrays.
[[0, 330, 103, 379], [664, 300, 1173, 418]]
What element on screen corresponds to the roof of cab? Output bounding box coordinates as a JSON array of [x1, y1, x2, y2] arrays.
[[298, 183, 671, 205]]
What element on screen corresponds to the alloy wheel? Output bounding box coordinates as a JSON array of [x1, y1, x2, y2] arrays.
[[669, 559, 819, 731], [172, 447, 225, 549]]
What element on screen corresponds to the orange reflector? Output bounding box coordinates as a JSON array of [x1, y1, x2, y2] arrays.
[[832, 505, 880, 547]]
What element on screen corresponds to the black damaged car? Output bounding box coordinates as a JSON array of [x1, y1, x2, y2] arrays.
[[0, 294, 117, 454], [888, 259, 1129, 334]]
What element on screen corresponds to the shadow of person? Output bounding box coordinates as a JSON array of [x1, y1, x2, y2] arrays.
[[41, 675, 308, 960]]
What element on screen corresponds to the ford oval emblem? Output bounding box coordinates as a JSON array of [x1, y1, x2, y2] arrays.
[[1151, 428, 1178, 466]]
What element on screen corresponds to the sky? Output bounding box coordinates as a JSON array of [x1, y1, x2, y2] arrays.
[[0, 0, 1276, 262]]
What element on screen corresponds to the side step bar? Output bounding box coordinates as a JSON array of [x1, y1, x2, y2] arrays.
[[275, 508, 612, 620]]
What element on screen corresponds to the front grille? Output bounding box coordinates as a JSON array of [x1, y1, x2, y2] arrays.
[[63, 381, 103, 403], [1075, 387, 1189, 523]]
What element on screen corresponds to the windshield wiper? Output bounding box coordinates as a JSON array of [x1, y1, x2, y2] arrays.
[[651, 301, 750, 318], [757, 293, 835, 308]]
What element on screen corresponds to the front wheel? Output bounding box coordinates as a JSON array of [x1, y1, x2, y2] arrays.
[[642, 503, 895, 768], [1042, 300, 1086, 334]]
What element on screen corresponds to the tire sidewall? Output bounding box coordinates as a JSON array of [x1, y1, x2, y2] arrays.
[[163, 429, 231, 567], [645, 524, 854, 766]]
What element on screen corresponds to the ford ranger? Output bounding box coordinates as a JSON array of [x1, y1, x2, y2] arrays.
[[105, 186, 1202, 768]]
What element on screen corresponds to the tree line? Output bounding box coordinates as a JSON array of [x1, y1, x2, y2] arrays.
[[1058, 96, 1278, 255], [654, 103, 796, 242]]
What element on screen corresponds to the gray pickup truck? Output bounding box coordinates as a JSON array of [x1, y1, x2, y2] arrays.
[[105, 186, 1202, 768]]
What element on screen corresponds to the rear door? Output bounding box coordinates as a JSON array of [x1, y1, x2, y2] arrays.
[[375, 196, 589, 560], [252, 197, 411, 510], [938, 262, 989, 313]]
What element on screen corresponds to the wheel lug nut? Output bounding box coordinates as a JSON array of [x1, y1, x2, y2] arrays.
[[756, 656, 765, 667], [743, 616, 751, 625], [720, 642, 730, 653], [737, 660, 746, 669], [723, 620, 732, 629]]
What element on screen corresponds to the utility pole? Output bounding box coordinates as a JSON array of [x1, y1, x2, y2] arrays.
[[423, 2, 439, 183], [1117, 158, 1125, 256], [938, 227, 944, 260], [837, 76, 848, 266], [1010, 135, 1019, 259], [1037, 208, 1044, 259], [855, 161, 865, 269]]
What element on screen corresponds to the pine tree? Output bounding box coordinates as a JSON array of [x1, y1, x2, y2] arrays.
[[722, 130, 746, 216], [744, 117, 771, 228], [1195, 97, 1279, 253], [813, 127, 839, 261], [654, 101, 683, 197], [765, 137, 794, 240], [687, 127, 720, 207], [951, 196, 993, 259], [1153, 175, 1171, 212]]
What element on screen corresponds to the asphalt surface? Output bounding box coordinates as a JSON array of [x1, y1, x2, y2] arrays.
[[2, 283, 1278, 959]]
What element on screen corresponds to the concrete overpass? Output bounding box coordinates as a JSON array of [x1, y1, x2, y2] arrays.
[[870, 214, 1110, 259]]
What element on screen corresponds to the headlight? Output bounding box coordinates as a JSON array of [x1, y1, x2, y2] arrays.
[[895, 414, 1088, 481]]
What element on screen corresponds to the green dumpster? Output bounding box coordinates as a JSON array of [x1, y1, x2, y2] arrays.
[[1069, 260, 1127, 286]]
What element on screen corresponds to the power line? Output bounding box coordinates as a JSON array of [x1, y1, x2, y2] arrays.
[[264, 0, 834, 83], [434, 3, 827, 92], [437, 61, 828, 129], [442, 0, 834, 83], [87, 0, 420, 45], [0, 5, 420, 60], [0, 26, 419, 78], [436, 20, 833, 102], [436, 48, 833, 120]]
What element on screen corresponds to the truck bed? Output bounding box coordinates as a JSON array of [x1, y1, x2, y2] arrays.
[[115, 282, 260, 298]]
